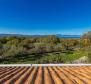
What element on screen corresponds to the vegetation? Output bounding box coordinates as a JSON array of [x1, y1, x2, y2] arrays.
[[0, 31, 91, 64]]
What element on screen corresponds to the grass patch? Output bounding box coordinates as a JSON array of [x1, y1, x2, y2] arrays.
[[63, 50, 88, 63]]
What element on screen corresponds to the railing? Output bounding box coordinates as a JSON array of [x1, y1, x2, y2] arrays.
[[0, 64, 91, 67]]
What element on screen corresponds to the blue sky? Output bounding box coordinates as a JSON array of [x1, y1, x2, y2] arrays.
[[0, 0, 91, 35]]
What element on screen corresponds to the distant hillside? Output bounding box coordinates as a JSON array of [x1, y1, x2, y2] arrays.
[[0, 34, 80, 38], [0, 34, 29, 37]]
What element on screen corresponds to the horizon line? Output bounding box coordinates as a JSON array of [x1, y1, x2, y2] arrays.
[[0, 33, 81, 36]]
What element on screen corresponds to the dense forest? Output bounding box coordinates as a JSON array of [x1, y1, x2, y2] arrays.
[[0, 31, 91, 64]]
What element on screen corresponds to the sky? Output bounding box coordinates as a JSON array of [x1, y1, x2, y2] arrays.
[[0, 0, 91, 35]]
